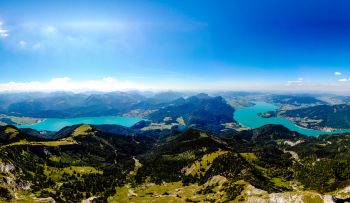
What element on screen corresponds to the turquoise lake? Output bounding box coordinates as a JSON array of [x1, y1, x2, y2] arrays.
[[17, 116, 143, 131], [234, 102, 350, 136]]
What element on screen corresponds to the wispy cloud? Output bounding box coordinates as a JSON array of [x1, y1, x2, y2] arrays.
[[2, 16, 206, 53], [0, 21, 9, 38], [3, 21, 147, 54], [335, 71, 342, 76], [338, 78, 348, 82]]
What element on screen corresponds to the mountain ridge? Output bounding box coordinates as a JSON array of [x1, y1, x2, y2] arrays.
[[1, 124, 350, 202]]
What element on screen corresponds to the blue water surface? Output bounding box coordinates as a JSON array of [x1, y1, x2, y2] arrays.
[[234, 102, 350, 136], [17, 116, 143, 131]]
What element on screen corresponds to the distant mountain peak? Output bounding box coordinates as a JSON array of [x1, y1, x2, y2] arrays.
[[194, 93, 211, 99]]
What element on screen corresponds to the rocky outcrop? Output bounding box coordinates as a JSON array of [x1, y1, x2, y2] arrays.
[[0, 162, 16, 174]]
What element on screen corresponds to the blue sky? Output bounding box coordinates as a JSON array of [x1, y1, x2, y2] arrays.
[[0, 0, 350, 92]]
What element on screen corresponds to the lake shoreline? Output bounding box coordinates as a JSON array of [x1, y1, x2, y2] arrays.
[[234, 101, 350, 136]]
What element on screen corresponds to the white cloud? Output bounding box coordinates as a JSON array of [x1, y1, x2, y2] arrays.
[[338, 78, 348, 82], [0, 21, 9, 38], [0, 77, 149, 92], [335, 71, 342, 76]]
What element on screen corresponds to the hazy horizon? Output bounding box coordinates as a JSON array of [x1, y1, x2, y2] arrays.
[[0, 88, 349, 96]]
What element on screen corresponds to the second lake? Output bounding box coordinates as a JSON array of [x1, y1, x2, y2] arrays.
[[234, 102, 350, 136]]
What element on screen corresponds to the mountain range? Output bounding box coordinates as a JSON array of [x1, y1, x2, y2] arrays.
[[1, 123, 350, 202]]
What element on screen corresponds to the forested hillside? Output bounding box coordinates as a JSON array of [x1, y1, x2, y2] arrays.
[[148, 94, 235, 132], [283, 104, 350, 129], [1, 124, 350, 202]]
